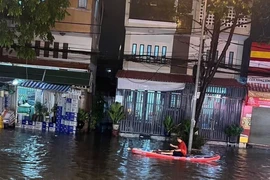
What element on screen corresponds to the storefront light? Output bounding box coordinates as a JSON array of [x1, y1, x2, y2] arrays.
[[12, 79, 19, 85]]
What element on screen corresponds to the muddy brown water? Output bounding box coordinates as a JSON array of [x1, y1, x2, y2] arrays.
[[0, 129, 269, 180]]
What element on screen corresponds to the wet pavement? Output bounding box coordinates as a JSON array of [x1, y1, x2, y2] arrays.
[[0, 129, 270, 180]]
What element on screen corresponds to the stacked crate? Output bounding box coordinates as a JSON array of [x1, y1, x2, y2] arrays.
[[55, 93, 79, 134], [55, 97, 65, 133], [65, 94, 79, 134]]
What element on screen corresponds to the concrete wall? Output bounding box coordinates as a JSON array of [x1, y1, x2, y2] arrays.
[[53, 0, 93, 33], [123, 60, 170, 74], [3, 32, 92, 65], [171, 35, 190, 74], [187, 33, 248, 79], [192, 0, 251, 36]]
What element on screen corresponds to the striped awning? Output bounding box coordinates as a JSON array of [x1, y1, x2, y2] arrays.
[[19, 81, 70, 92]]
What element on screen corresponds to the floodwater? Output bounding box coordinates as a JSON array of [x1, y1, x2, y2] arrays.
[[0, 129, 270, 180]]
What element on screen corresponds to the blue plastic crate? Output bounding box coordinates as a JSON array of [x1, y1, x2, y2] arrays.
[[28, 121, 33, 125], [22, 120, 27, 125], [42, 127, 47, 131], [66, 98, 72, 103], [57, 106, 63, 110], [42, 122, 47, 128], [48, 122, 55, 128], [68, 126, 74, 131]]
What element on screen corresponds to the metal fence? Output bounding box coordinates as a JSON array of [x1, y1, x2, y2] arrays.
[[118, 84, 245, 142]]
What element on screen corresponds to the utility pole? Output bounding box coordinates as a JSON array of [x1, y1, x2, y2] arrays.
[[188, 0, 208, 154]]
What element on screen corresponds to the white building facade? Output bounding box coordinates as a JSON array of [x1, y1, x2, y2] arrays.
[[188, 0, 251, 79], [118, 0, 186, 92]]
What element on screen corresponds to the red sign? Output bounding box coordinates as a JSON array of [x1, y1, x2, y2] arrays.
[[247, 97, 270, 107], [239, 105, 253, 144]]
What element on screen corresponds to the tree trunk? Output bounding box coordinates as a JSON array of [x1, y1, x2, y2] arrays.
[[194, 12, 239, 128], [194, 14, 221, 128]]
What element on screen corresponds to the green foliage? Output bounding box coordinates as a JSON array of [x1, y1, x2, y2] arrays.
[[0, 0, 70, 59], [78, 108, 90, 123], [42, 104, 48, 115], [51, 104, 57, 113], [91, 94, 106, 130], [174, 120, 205, 149], [108, 102, 125, 124], [34, 101, 43, 115], [34, 101, 48, 115], [163, 116, 174, 132], [224, 124, 244, 137]]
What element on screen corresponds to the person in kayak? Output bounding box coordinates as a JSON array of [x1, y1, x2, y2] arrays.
[[158, 137, 187, 157]]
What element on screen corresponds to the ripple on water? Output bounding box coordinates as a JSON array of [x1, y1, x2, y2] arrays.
[[0, 130, 270, 179]]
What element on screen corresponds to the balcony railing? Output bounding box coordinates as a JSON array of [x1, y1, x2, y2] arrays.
[[124, 55, 169, 64]]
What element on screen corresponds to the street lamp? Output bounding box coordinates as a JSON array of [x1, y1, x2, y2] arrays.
[[188, 0, 208, 154]]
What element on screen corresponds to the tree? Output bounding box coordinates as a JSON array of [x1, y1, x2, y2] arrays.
[[178, 0, 270, 127], [0, 0, 70, 59]]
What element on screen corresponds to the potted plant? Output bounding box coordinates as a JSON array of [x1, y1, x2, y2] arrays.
[[51, 104, 57, 123], [224, 124, 244, 145], [91, 94, 106, 132], [108, 102, 125, 131], [77, 108, 90, 132], [42, 105, 49, 122], [34, 102, 43, 122], [163, 116, 174, 137]]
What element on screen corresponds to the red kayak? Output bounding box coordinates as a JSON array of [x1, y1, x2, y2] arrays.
[[132, 148, 220, 162]]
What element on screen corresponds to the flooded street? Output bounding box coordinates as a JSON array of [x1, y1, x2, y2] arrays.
[[0, 129, 270, 180]]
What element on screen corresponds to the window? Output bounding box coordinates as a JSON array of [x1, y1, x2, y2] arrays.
[[147, 45, 152, 56], [78, 0, 87, 8], [161, 46, 167, 57], [161, 46, 167, 63], [221, 55, 225, 64], [215, 51, 219, 61], [206, 50, 210, 61], [229, 52, 234, 66], [170, 93, 181, 108], [62, 43, 68, 59], [35, 41, 40, 56], [44, 42, 50, 57], [139, 44, 144, 56], [154, 45, 159, 57], [94, 0, 99, 18], [132, 44, 137, 55], [53, 42, 59, 58]]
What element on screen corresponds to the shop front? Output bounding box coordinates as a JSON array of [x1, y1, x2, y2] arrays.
[[240, 90, 270, 148], [16, 80, 82, 134], [0, 79, 17, 129], [239, 42, 270, 148], [0, 65, 92, 133]]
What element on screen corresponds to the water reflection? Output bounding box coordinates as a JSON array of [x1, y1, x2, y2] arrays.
[[0, 129, 269, 179]]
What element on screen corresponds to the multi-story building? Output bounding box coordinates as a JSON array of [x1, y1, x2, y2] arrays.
[[115, 0, 247, 141], [0, 0, 103, 109], [187, 1, 251, 79]]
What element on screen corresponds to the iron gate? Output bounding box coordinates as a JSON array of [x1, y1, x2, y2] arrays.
[[119, 85, 245, 141]]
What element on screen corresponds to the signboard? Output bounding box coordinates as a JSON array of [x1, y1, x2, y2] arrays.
[[247, 42, 270, 91], [247, 97, 270, 107], [239, 105, 253, 144]]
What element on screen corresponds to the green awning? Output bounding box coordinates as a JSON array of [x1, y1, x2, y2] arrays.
[[0, 65, 90, 86]]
